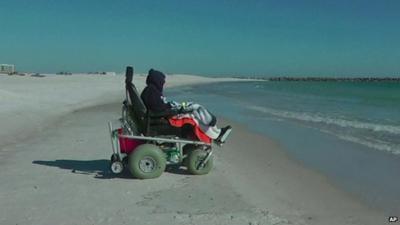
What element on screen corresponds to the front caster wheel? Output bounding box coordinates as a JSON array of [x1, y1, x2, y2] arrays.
[[110, 154, 124, 174], [110, 160, 124, 174]]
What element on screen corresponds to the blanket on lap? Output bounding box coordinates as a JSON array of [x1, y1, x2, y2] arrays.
[[168, 117, 212, 144]]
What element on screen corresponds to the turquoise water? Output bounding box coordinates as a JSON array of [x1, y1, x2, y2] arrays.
[[182, 81, 400, 155], [167, 81, 400, 214]]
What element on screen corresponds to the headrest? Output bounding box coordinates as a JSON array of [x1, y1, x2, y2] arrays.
[[125, 66, 133, 84]]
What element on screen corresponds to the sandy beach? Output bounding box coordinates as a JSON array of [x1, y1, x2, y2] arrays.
[[0, 74, 243, 151], [0, 74, 388, 225]]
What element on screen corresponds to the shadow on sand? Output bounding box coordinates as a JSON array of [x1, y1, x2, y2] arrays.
[[32, 159, 191, 179], [32, 159, 125, 179]]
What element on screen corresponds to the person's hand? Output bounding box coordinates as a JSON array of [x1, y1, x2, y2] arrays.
[[181, 101, 188, 109], [179, 105, 193, 114]]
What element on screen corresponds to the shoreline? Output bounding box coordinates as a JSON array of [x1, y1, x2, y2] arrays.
[[166, 80, 400, 215], [218, 118, 386, 224]]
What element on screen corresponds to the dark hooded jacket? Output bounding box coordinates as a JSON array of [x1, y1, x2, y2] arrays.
[[141, 69, 172, 112]]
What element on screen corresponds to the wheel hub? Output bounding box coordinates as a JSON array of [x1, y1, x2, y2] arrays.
[[139, 157, 157, 173]]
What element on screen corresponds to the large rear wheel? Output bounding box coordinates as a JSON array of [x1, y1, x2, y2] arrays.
[[128, 144, 166, 179]]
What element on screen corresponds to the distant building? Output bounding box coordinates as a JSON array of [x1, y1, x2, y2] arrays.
[[0, 64, 15, 74]]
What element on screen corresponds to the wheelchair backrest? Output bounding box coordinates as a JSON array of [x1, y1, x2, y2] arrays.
[[125, 66, 148, 133]]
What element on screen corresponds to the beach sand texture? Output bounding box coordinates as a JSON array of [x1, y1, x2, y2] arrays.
[[0, 75, 387, 225]]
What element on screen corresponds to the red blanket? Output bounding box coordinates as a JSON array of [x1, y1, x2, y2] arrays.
[[168, 117, 212, 144]]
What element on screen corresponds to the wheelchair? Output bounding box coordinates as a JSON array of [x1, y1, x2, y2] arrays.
[[108, 66, 226, 179]]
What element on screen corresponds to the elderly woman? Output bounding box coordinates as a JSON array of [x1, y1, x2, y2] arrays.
[[140, 69, 231, 144]]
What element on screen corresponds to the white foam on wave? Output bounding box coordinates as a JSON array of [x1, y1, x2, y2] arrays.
[[250, 105, 400, 155], [249, 105, 400, 135], [319, 128, 400, 155]]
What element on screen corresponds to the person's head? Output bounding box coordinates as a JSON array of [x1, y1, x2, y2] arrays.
[[146, 69, 166, 92]]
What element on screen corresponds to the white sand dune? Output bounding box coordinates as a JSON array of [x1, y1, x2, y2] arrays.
[[0, 74, 386, 225]]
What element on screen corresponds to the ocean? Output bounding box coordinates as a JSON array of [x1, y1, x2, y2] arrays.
[[167, 80, 400, 214]]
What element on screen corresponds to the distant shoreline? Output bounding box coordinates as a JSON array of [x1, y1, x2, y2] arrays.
[[2, 72, 400, 82], [232, 76, 400, 82]]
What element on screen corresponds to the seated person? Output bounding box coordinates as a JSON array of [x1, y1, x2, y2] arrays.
[[140, 69, 232, 144]]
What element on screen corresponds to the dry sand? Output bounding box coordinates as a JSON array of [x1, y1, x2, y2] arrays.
[[0, 75, 388, 225]]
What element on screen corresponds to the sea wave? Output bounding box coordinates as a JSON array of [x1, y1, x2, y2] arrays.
[[317, 128, 400, 155], [253, 105, 400, 155], [249, 105, 400, 135]]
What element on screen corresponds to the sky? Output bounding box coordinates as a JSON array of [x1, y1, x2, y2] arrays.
[[1, 0, 399, 77]]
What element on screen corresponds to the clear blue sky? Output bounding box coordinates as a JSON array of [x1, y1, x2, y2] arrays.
[[1, 0, 399, 76]]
